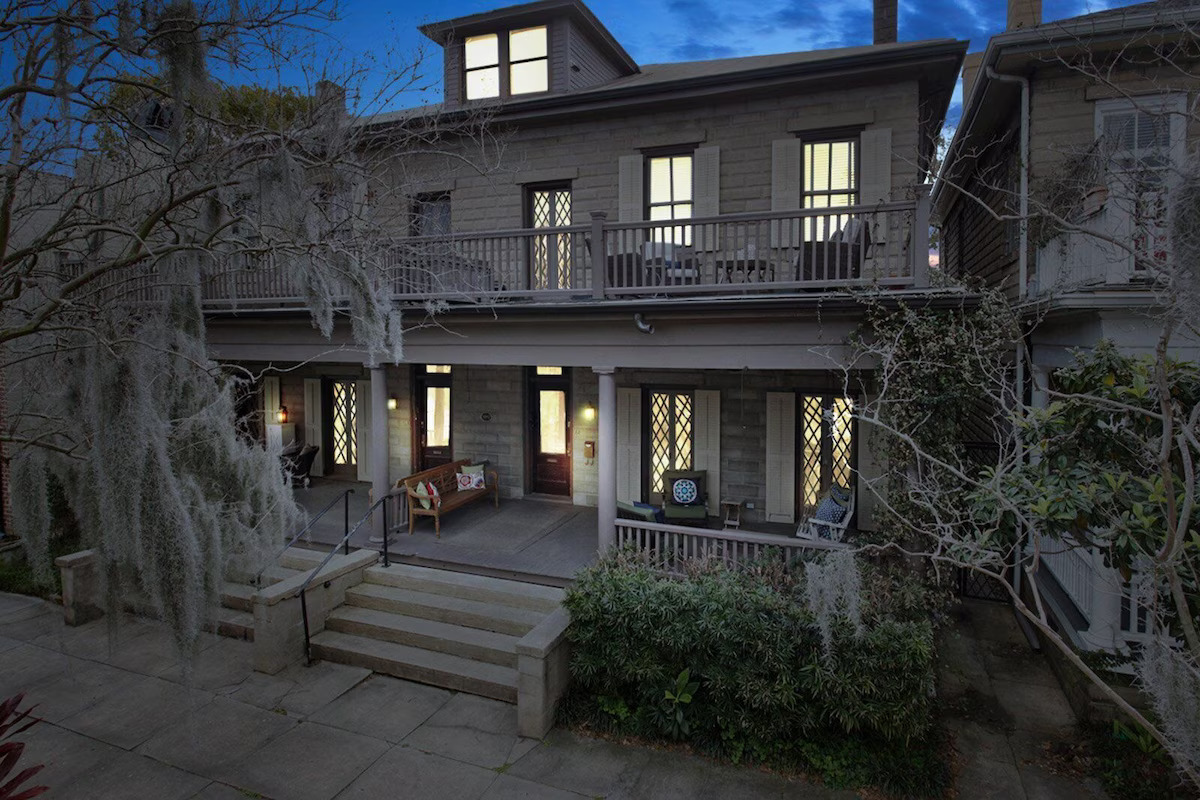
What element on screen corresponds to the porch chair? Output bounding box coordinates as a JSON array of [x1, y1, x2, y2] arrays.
[[796, 217, 871, 282], [796, 484, 854, 542], [662, 470, 708, 526]]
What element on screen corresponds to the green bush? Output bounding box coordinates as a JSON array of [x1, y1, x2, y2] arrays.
[[563, 551, 944, 795]]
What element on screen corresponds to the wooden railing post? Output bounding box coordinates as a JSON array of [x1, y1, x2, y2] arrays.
[[590, 211, 607, 300], [911, 184, 931, 287]]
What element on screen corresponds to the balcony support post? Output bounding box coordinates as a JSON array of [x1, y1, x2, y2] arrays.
[[912, 184, 931, 287], [590, 211, 608, 300]]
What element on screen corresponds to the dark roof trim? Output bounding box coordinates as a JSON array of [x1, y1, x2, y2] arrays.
[[419, 0, 638, 75]]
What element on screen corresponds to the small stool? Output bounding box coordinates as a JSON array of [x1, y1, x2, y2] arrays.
[[720, 500, 742, 530]]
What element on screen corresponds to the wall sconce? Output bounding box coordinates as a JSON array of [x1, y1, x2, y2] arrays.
[[275, 405, 288, 424], [582, 403, 596, 422], [387, 396, 398, 411]]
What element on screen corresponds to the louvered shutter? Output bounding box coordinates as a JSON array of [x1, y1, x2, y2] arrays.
[[262, 376, 280, 423], [356, 379, 372, 483], [693, 389, 721, 515], [692, 146, 721, 252], [765, 392, 796, 524], [770, 139, 801, 247], [616, 387, 642, 502], [859, 128, 893, 252], [303, 378, 325, 477], [618, 155, 644, 223]]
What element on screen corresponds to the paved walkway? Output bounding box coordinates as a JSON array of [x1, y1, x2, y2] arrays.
[[940, 599, 1109, 799], [0, 592, 847, 800]]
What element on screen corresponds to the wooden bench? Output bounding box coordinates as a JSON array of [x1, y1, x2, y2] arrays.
[[400, 458, 499, 537]]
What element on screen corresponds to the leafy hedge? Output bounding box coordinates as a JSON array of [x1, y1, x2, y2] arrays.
[[562, 551, 946, 795]]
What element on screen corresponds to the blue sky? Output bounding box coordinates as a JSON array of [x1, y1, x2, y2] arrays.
[[300, 0, 1135, 123]]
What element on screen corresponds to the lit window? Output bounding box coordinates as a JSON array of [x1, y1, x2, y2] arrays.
[[536, 366, 563, 375], [465, 34, 499, 100], [509, 27, 548, 94], [799, 395, 855, 517], [647, 154, 693, 245], [539, 390, 567, 454], [426, 387, 450, 447], [649, 390, 693, 493], [426, 364, 452, 374], [802, 138, 858, 241]]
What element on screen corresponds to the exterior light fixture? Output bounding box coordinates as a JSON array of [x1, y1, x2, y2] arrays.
[[387, 396, 398, 411], [275, 405, 288, 424], [582, 403, 596, 422]]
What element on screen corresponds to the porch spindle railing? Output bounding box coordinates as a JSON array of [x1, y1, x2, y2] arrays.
[[614, 519, 847, 574]]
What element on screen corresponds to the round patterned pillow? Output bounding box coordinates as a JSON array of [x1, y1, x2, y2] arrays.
[[671, 478, 699, 505]]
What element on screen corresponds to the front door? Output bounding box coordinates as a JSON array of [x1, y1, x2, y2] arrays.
[[414, 365, 453, 471], [529, 367, 570, 496], [325, 379, 358, 478]]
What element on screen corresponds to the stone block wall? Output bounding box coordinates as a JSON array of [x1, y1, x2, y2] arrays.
[[451, 365, 526, 498]]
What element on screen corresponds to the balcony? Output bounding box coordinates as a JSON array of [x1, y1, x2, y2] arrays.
[[126, 198, 932, 310]]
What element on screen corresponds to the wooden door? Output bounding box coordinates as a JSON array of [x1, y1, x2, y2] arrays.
[[414, 365, 453, 471], [529, 367, 570, 496], [324, 378, 359, 478]]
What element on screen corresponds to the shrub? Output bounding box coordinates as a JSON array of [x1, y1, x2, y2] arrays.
[[563, 550, 943, 794]]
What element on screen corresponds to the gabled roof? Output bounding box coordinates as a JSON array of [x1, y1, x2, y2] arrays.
[[419, 0, 638, 76]]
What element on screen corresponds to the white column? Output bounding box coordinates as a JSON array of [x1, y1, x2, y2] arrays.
[[370, 366, 390, 542], [595, 367, 617, 554]]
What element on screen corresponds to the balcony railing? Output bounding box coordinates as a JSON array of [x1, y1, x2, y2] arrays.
[[71, 197, 932, 309]]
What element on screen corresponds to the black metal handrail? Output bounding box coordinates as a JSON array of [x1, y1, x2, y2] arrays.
[[255, 488, 355, 587], [295, 488, 404, 664]]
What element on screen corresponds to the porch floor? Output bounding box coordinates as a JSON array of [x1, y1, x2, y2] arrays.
[[292, 479, 804, 583]]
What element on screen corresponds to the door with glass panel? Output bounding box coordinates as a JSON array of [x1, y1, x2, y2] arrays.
[[324, 379, 358, 478], [526, 186, 573, 290], [415, 365, 453, 471], [529, 367, 570, 496], [646, 389, 693, 503], [796, 395, 855, 519]]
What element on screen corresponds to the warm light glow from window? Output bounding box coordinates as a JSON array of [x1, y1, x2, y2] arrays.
[[803, 138, 858, 241], [426, 365, 452, 374], [426, 386, 450, 447], [509, 27, 547, 94], [647, 155, 693, 246], [465, 34, 500, 100], [539, 390, 567, 454], [536, 366, 563, 375]]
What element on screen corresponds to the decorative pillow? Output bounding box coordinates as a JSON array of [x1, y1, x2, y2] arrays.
[[670, 477, 703, 506], [812, 494, 849, 540], [463, 464, 485, 477], [830, 484, 852, 504], [426, 480, 440, 504], [456, 472, 473, 491], [412, 480, 431, 509], [462, 464, 486, 489]]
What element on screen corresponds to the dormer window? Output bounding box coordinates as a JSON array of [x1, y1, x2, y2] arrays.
[[464, 25, 548, 100]]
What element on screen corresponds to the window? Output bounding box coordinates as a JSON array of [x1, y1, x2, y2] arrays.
[[527, 184, 573, 289], [802, 136, 858, 241], [649, 390, 693, 494], [411, 194, 451, 237], [798, 395, 854, 517], [535, 366, 563, 375], [464, 26, 548, 100], [1096, 96, 1184, 271], [646, 153, 693, 245]]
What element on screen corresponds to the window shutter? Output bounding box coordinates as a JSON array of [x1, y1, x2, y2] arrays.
[[860, 128, 893, 205], [356, 379, 372, 483], [693, 389, 721, 515], [770, 139, 801, 247], [262, 376, 280, 424], [303, 378, 324, 477], [618, 155, 644, 223], [692, 146, 721, 251], [765, 392, 796, 524], [617, 387, 642, 502]]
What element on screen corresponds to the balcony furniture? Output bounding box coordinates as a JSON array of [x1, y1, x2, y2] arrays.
[[402, 457, 499, 537], [720, 500, 742, 530], [795, 218, 871, 282], [662, 469, 709, 526], [393, 250, 496, 296], [605, 242, 699, 289], [716, 257, 774, 283], [796, 485, 855, 542], [617, 500, 664, 523]]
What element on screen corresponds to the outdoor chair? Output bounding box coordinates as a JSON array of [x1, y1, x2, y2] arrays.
[[796, 218, 871, 282], [282, 444, 319, 488], [662, 469, 708, 526], [796, 485, 854, 541]]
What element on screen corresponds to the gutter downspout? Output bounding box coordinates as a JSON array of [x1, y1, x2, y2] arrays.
[[986, 65, 1031, 605]]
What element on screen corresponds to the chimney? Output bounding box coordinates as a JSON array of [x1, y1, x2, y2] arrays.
[[874, 0, 897, 44], [1007, 0, 1041, 30]]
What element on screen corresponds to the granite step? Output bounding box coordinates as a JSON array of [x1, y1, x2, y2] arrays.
[[363, 564, 565, 612], [344, 583, 542, 636], [324, 605, 518, 668]]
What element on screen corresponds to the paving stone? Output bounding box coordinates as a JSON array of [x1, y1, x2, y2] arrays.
[[227, 659, 370, 717], [333, 745, 498, 800], [0, 604, 62, 641], [954, 753, 1028, 800], [309, 674, 452, 742], [20, 720, 122, 790], [1019, 760, 1108, 800], [158, 636, 256, 693], [992, 677, 1077, 738], [220, 722, 390, 800], [0, 642, 71, 699], [403, 693, 539, 769], [946, 718, 1016, 766], [187, 783, 256, 800], [0, 634, 22, 653], [506, 729, 651, 797], [980, 640, 1062, 689], [60, 674, 214, 750], [481, 773, 588, 799], [54, 746, 210, 800], [139, 695, 296, 780], [30, 657, 146, 723]]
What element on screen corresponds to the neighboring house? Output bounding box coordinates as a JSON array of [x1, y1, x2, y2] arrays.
[[934, 0, 1200, 655], [203, 0, 965, 545]]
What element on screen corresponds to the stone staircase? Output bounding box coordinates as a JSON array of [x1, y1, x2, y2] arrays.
[[310, 564, 565, 703], [215, 547, 328, 641]]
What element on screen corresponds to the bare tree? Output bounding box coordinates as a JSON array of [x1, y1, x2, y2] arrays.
[[0, 1, 503, 658]]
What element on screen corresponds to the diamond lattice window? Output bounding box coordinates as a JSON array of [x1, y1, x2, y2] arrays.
[[332, 381, 357, 466], [798, 394, 855, 517], [650, 390, 693, 493], [529, 187, 572, 290]]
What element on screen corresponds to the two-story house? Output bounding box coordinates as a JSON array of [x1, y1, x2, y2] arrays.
[[204, 0, 965, 558], [934, 0, 1200, 655]]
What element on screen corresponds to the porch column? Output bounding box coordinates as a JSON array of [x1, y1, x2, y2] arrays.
[[595, 367, 617, 553], [370, 365, 390, 542]]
